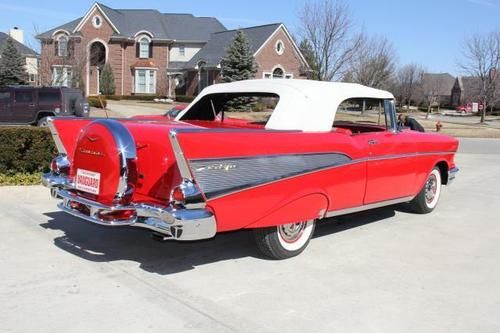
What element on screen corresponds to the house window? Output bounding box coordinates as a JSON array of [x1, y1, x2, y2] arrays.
[[285, 74, 293, 79], [275, 40, 284, 55], [52, 67, 72, 87], [57, 36, 68, 57], [139, 37, 150, 58], [263, 73, 272, 79], [135, 69, 156, 94], [92, 15, 102, 28], [179, 44, 185, 57], [272, 67, 284, 78]]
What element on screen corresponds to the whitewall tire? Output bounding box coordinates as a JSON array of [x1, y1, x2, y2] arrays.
[[254, 220, 315, 259], [410, 167, 442, 214]]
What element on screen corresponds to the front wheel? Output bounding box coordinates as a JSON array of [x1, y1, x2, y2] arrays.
[[409, 167, 442, 214], [254, 220, 315, 260]]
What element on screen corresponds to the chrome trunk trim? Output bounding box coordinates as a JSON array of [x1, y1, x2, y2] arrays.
[[47, 117, 67, 154]]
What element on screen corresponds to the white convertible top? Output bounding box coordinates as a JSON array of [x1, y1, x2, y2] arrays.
[[177, 79, 394, 132]]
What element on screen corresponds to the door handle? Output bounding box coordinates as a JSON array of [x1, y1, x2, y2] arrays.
[[368, 139, 379, 145]]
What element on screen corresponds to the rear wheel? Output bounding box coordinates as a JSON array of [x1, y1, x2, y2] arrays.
[[409, 167, 442, 214], [254, 220, 315, 260]]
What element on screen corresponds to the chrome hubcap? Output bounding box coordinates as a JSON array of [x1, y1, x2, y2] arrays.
[[278, 222, 307, 243], [425, 174, 438, 204]]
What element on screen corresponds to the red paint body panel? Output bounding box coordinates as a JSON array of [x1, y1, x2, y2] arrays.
[[52, 117, 458, 233]]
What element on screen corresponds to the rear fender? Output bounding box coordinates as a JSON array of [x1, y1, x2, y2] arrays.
[[245, 192, 329, 229], [49, 117, 94, 159]]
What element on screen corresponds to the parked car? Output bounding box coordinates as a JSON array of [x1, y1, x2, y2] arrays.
[[42, 80, 459, 259], [132, 104, 188, 120], [456, 102, 483, 113], [0, 86, 89, 126]]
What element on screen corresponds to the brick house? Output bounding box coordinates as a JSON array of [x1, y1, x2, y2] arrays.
[[37, 3, 310, 97]]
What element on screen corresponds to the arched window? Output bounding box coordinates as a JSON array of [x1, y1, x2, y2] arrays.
[[272, 67, 284, 79], [57, 36, 69, 57], [139, 37, 150, 58]]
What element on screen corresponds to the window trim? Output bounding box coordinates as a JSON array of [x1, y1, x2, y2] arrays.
[[275, 39, 285, 55], [92, 15, 103, 28], [138, 36, 151, 59], [57, 35, 69, 57], [52, 66, 73, 87], [134, 68, 157, 94], [179, 44, 185, 57]]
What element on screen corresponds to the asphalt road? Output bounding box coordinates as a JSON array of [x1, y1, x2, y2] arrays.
[[1, 138, 500, 332]]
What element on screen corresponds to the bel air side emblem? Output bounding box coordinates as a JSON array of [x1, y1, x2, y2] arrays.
[[195, 163, 237, 172]]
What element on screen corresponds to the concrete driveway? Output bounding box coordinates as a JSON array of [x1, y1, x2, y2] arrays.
[[1, 139, 499, 332]]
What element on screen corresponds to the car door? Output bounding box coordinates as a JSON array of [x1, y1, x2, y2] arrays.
[[12, 90, 36, 123], [363, 100, 418, 204], [0, 89, 12, 122]]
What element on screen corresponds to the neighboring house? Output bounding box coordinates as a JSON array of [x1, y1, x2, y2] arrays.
[[0, 28, 39, 85], [421, 73, 455, 106], [451, 76, 483, 106], [180, 23, 310, 96], [37, 2, 310, 97]]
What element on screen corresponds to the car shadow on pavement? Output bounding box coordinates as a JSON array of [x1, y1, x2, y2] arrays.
[[41, 205, 401, 275]]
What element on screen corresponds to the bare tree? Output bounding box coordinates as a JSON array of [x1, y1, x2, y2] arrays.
[[395, 63, 424, 109], [423, 75, 446, 119], [343, 35, 396, 89], [459, 29, 500, 122], [298, 0, 362, 81]]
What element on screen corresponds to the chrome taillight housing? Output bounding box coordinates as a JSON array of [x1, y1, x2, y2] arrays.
[[50, 154, 70, 175], [170, 179, 204, 207]]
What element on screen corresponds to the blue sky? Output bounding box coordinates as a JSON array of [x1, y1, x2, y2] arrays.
[[1, 0, 499, 75]]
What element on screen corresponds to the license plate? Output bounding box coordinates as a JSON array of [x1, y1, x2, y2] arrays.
[[75, 169, 101, 195]]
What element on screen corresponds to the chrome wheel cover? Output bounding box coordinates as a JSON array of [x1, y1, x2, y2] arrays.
[[278, 222, 307, 244]]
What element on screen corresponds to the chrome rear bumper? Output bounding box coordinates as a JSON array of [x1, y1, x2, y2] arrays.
[[42, 172, 216, 241]]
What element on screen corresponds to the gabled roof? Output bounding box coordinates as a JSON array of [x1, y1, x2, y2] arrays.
[[185, 23, 282, 69], [0, 32, 38, 57], [422, 73, 455, 96], [36, 2, 226, 41]]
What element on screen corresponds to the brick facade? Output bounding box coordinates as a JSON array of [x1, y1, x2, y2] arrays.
[[39, 5, 309, 98], [40, 7, 170, 96], [254, 28, 307, 80]]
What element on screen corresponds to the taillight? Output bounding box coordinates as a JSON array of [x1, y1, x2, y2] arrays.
[[170, 180, 204, 206], [171, 186, 185, 203], [50, 154, 70, 175], [117, 159, 138, 205]]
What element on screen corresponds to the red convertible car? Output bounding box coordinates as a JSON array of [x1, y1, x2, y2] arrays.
[[42, 80, 459, 259]]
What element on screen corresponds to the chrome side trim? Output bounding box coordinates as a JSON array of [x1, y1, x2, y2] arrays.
[[186, 151, 455, 201], [190, 153, 352, 199], [47, 117, 67, 154], [324, 196, 415, 218], [90, 119, 137, 200], [56, 189, 216, 241]]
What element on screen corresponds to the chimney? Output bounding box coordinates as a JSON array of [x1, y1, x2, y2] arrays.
[[9, 27, 24, 44]]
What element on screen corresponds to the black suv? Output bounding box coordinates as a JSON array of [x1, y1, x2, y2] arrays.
[[0, 86, 89, 126]]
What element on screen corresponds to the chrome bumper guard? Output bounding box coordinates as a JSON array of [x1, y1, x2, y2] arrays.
[[448, 167, 459, 185], [42, 172, 216, 241]]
